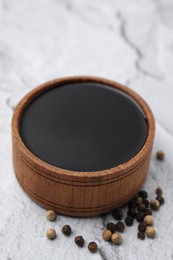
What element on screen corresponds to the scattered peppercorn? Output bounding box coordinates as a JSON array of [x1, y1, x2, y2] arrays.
[[46, 210, 56, 221], [156, 150, 165, 161], [45, 187, 164, 246], [144, 208, 152, 216], [46, 228, 56, 239], [138, 190, 148, 199], [143, 199, 150, 208], [137, 203, 146, 211], [111, 233, 122, 245], [155, 187, 163, 196], [75, 236, 85, 247], [136, 197, 143, 204], [112, 208, 123, 220], [150, 199, 160, 210], [128, 198, 136, 209], [62, 225, 71, 236], [106, 222, 116, 233], [137, 231, 145, 240], [125, 216, 134, 226], [127, 208, 137, 218], [133, 193, 139, 200], [88, 242, 97, 253], [136, 211, 145, 222], [116, 221, 125, 232], [156, 195, 165, 205], [146, 226, 156, 238], [144, 215, 154, 226], [102, 229, 112, 241], [138, 221, 147, 232]]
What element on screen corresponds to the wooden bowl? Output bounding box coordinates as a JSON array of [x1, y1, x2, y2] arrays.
[[12, 76, 155, 217]]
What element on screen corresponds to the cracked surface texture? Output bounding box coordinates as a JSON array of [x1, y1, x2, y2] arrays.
[[0, 0, 173, 259]]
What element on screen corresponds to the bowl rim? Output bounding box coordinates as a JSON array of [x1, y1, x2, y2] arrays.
[[12, 76, 155, 183]]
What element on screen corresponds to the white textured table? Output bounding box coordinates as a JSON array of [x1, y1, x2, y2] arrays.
[[0, 0, 173, 259]]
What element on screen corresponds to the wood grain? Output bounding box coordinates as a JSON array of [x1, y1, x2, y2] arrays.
[[12, 76, 155, 217]]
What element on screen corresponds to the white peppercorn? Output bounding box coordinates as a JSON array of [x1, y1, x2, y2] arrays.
[[46, 228, 56, 239], [144, 215, 154, 226], [111, 233, 122, 245], [46, 210, 56, 221], [150, 199, 160, 210], [102, 229, 112, 241], [146, 226, 156, 238]]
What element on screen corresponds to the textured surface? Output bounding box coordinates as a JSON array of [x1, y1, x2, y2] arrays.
[[0, 0, 173, 259]]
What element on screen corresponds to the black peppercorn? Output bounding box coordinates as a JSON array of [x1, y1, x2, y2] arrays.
[[125, 216, 134, 226], [106, 223, 116, 233], [134, 193, 139, 200], [88, 242, 97, 253], [62, 225, 71, 236], [138, 221, 147, 232], [75, 236, 85, 247], [137, 231, 145, 240], [137, 203, 146, 211], [155, 187, 163, 196], [138, 190, 148, 199], [128, 199, 136, 209], [112, 208, 123, 220], [156, 195, 165, 205], [116, 221, 125, 232], [136, 211, 144, 222], [156, 150, 165, 161], [127, 208, 137, 218], [144, 208, 152, 216], [143, 199, 149, 208]]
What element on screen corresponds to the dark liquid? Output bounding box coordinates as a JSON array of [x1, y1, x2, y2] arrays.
[[20, 82, 148, 171]]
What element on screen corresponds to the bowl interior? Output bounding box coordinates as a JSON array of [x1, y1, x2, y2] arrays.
[[19, 80, 148, 172]]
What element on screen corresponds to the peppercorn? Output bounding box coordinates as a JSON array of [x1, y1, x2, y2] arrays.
[[143, 199, 150, 208], [136, 197, 143, 205], [127, 208, 137, 218], [146, 226, 156, 238], [136, 211, 145, 222], [75, 236, 85, 247], [138, 190, 148, 199], [138, 221, 147, 232], [46, 210, 56, 221], [128, 199, 136, 209], [137, 203, 146, 211], [156, 195, 165, 205], [111, 233, 122, 245], [125, 216, 134, 226], [112, 208, 123, 220], [88, 242, 97, 253], [150, 199, 160, 210], [133, 193, 139, 200], [155, 187, 163, 196], [116, 221, 125, 232], [137, 231, 145, 240], [144, 215, 154, 226], [106, 222, 116, 233], [102, 229, 112, 241], [62, 225, 71, 236], [46, 228, 56, 239], [144, 208, 152, 216], [156, 150, 165, 161]]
